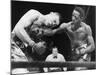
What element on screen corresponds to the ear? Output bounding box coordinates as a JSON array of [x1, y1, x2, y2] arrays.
[[81, 17, 84, 21], [50, 12, 53, 14]]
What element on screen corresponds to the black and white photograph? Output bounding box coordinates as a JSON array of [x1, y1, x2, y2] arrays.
[[11, 0, 96, 74]]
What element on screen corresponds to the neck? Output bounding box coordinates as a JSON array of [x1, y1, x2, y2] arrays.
[[76, 21, 81, 25], [38, 15, 45, 24], [74, 21, 82, 29], [71, 21, 82, 31]]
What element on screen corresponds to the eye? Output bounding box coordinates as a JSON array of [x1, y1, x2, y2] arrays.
[[74, 15, 77, 18], [53, 20, 56, 24]]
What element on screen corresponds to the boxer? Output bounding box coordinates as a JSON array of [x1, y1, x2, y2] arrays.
[[11, 9, 60, 60], [47, 7, 95, 70], [11, 9, 60, 73]]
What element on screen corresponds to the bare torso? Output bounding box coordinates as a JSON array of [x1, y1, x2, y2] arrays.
[[66, 22, 88, 48]]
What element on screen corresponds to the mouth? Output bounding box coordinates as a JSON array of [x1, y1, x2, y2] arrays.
[[72, 20, 75, 23]]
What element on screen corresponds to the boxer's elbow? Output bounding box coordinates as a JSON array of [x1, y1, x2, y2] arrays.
[[91, 43, 95, 51], [14, 26, 23, 34], [14, 24, 26, 38], [89, 42, 95, 53], [88, 36, 95, 52]]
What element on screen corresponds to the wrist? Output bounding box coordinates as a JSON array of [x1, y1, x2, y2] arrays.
[[28, 40, 35, 47], [80, 49, 86, 54]]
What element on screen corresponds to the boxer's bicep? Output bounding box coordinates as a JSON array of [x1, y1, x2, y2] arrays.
[[17, 10, 39, 29], [14, 10, 40, 44], [53, 23, 68, 33], [87, 36, 95, 50], [86, 36, 95, 53], [21, 9, 40, 28], [60, 23, 68, 30], [45, 23, 69, 35], [87, 26, 95, 51], [15, 10, 39, 30]]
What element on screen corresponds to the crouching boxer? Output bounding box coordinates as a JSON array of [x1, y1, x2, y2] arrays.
[[11, 9, 60, 74]]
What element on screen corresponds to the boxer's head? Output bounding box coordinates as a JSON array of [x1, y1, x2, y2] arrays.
[[52, 47, 58, 56], [72, 7, 85, 24], [44, 12, 60, 28]]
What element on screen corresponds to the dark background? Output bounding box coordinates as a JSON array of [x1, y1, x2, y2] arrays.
[[11, 1, 96, 61]]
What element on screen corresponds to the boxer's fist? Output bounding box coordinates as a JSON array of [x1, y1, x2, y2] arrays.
[[36, 42, 45, 48], [75, 49, 80, 55], [80, 49, 86, 54], [32, 41, 46, 55], [28, 41, 35, 47]]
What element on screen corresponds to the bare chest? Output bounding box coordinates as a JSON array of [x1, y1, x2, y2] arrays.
[[67, 25, 88, 41]]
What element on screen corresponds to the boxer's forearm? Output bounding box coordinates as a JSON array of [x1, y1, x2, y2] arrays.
[[15, 27, 34, 45], [44, 23, 67, 36], [54, 28, 65, 33], [85, 43, 95, 53], [85, 35, 95, 53], [43, 29, 56, 36], [84, 25, 95, 53], [43, 28, 62, 36]]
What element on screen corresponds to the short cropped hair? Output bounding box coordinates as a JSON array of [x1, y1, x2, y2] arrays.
[[74, 7, 85, 19], [50, 12, 61, 22], [50, 12, 60, 17]]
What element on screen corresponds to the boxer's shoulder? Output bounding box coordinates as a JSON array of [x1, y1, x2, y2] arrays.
[[81, 22, 92, 34], [26, 9, 41, 15], [22, 9, 41, 19], [81, 22, 90, 28]]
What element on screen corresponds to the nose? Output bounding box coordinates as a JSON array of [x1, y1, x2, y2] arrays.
[[72, 16, 75, 21], [49, 21, 52, 25], [52, 22, 56, 25]]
